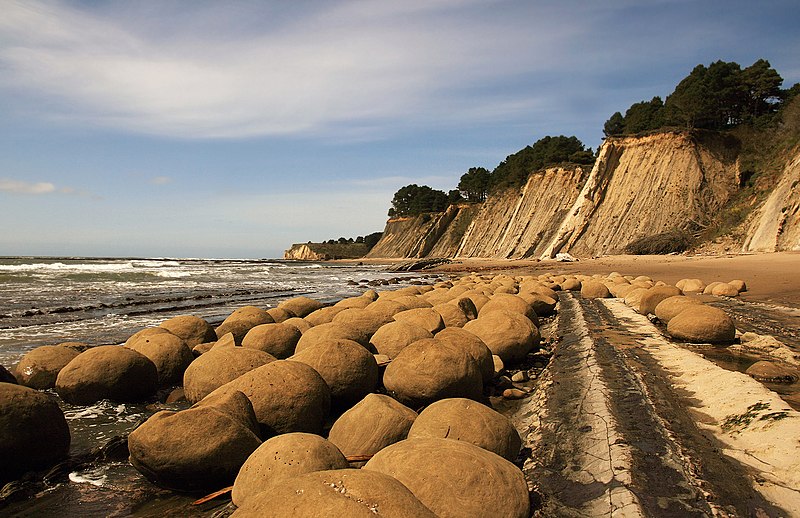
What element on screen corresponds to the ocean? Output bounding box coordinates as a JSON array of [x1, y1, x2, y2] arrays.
[[0, 256, 429, 516]]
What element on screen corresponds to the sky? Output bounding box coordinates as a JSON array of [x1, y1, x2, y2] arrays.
[[1, 0, 798, 259]]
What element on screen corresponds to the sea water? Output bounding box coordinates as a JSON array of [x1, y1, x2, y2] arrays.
[[0, 256, 428, 517]]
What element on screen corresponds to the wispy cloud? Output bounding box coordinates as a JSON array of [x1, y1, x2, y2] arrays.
[[150, 176, 172, 185], [0, 178, 56, 194]]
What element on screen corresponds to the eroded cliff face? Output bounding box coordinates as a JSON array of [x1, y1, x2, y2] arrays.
[[367, 131, 742, 259], [743, 148, 800, 252], [284, 243, 369, 260]]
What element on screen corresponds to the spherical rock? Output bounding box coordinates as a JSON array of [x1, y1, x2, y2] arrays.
[[125, 327, 171, 347], [216, 306, 274, 345], [0, 383, 70, 482], [333, 295, 374, 310], [711, 283, 740, 297], [580, 280, 611, 299], [676, 278, 706, 293], [278, 296, 324, 318], [327, 393, 418, 458], [296, 322, 371, 351], [183, 346, 276, 403], [638, 285, 683, 315], [242, 322, 301, 359], [369, 321, 432, 359], [266, 307, 293, 323], [517, 292, 557, 316], [14, 345, 79, 389], [478, 294, 538, 326], [128, 390, 261, 492], [408, 398, 521, 461], [745, 361, 798, 383], [702, 282, 724, 295], [666, 305, 736, 344], [232, 432, 349, 508], [55, 345, 158, 405], [332, 308, 390, 342], [623, 287, 650, 312], [126, 332, 194, 386], [208, 360, 331, 437], [432, 303, 469, 328], [654, 296, 703, 323], [434, 327, 494, 383], [364, 437, 529, 518], [365, 299, 407, 321], [463, 309, 540, 363], [392, 308, 445, 334], [729, 279, 747, 293], [282, 317, 312, 334], [561, 278, 582, 291], [159, 315, 216, 347], [231, 469, 436, 518], [290, 339, 379, 406], [383, 339, 482, 408], [304, 306, 348, 326]]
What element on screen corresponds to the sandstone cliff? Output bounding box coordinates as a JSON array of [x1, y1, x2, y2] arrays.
[[284, 243, 369, 260], [743, 146, 800, 252], [367, 131, 743, 259]]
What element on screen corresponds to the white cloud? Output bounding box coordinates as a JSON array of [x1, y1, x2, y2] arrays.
[[0, 178, 56, 194], [150, 176, 172, 185]]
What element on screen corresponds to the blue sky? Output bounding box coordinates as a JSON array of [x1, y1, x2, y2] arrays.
[[1, 0, 798, 259]]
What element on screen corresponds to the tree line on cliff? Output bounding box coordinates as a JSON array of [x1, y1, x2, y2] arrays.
[[388, 58, 798, 220]]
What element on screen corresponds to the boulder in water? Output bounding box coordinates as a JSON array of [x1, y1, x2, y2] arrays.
[[14, 345, 79, 390], [183, 346, 276, 404], [159, 315, 216, 347]]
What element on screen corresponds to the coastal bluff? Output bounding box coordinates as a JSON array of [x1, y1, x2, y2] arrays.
[[284, 242, 370, 261], [365, 131, 800, 260]]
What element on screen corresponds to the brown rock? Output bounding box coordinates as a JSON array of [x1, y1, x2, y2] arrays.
[[327, 393, 418, 458], [126, 332, 194, 386], [14, 345, 79, 389], [638, 285, 683, 315], [304, 305, 348, 326], [183, 346, 276, 403], [0, 383, 70, 482], [295, 322, 371, 352], [278, 296, 324, 318], [711, 283, 740, 297], [242, 322, 301, 359], [654, 295, 703, 323], [434, 327, 494, 383], [478, 293, 538, 326], [502, 388, 528, 399], [290, 339, 379, 406], [369, 321, 432, 359], [55, 345, 158, 405], [159, 315, 216, 347], [666, 305, 736, 344], [463, 309, 540, 363], [364, 438, 529, 518], [407, 398, 521, 461], [216, 306, 274, 344], [266, 307, 293, 323], [383, 338, 482, 408], [729, 279, 747, 293], [332, 308, 391, 341], [676, 278, 706, 293], [231, 469, 436, 518], [125, 327, 171, 347], [580, 280, 611, 299], [282, 317, 312, 334], [392, 308, 445, 334], [745, 361, 798, 383], [232, 432, 348, 508]]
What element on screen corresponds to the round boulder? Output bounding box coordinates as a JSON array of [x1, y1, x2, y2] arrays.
[[216, 306, 274, 345], [364, 437, 529, 518], [383, 339, 482, 408], [55, 345, 158, 405], [676, 278, 706, 293], [231, 469, 436, 518], [0, 383, 70, 482], [332, 308, 390, 342], [232, 432, 349, 508], [463, 309, 540, 363], [128, 390, 261, 492], [183, 346, 276, 403], [638, 285, 683, 316], [126, 332, 194, 386], [14, 345, 79, 390], [580, 280, 611, 299], [327, 393, 418, 458], [369, 321, 432, 359], [392, 308, 445, 334], [304, 306, 348, 326], [407, 398, 521, 461], [159, 315, 216, 347], [666, 305, 736, 344], [295, 323, 371, 352], [278, 296, 324, 318], [654, 296, 703, 323], [290, 339, 379, 407], [478, 294, 539, 326], [208, 360, 331, 437], [434, 327, 494, 383], [745, 361, 798, 383], [242, 322, 302, 359], [711, 283, 740, 297]]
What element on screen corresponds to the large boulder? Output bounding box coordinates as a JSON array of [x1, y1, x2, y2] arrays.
[[266, 307, 293, 323], [242, 322, 301, 359], [208, 360, 331, 437], [407, 398, 521, 461], [183, 347, 276, 403], [711, 283, 740, 297], [463, 309, 540, 363], [295, 322, 370, 351], [125, 327, 171, 346], [290, 339, 379, 407], [392, 308, 445, 334], [128, 390, 261, 492], [304, 306, 348, 326], [434, 327, 494, 383], [14, 345, 79, 389], [580, 280, 611, 299], [231, 469, 436, 518], [159, 315, 216, 347], [383, 339, 482, 408], [126, 332, 194, 386], [676, 278, 706, 293], [478, 294, 538, 326], [278, 296, 324, 318], [745, 361, 798, 383], [654, 295, 703, 323], [638, 285, 683, 316], [332, 308, 390, 342], [55, 345, 158, 405], [364, 437, 529, 518], [0, 383, 70, 482], [215, 306, 274, 345], [369, 321, 433, 359], [232, 432, 349, 508], [666, 305, 736, 344], [327, 393, 418, 458]]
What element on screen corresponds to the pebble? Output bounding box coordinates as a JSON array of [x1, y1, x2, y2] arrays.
[[511, 371, 529, 383], [502, 388, 528, 400]]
